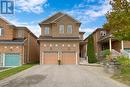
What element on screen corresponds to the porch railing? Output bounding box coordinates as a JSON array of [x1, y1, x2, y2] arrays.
[[111, 49, 121, 58], [98, 49, 121, 59], [121, 50, 130, 58]]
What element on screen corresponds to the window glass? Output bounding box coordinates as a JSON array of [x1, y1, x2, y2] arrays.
[[59, 25, 64, 34], [18, 30, 24, 38], [67, 25, 72, 33], [45, 27, 49, 34]]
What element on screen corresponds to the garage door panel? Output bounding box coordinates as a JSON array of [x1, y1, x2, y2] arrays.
[[62, 52, 76, 64], [44, 52, 58, 64], [5, 53, 20, 66]]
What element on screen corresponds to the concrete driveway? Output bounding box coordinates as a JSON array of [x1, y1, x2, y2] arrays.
[[0, 65, 129, 87]]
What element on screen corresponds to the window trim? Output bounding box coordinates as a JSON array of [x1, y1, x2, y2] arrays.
[[0, 27, 4, 36], [59, 25, 64, 34], [17, 30, 24, 38], [67, 24, 73, 33], [100, 31, 106, 36], [44, 27, 50, 35]]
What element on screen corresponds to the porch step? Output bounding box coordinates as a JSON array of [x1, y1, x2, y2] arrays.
[[79, 60, 88, 64]]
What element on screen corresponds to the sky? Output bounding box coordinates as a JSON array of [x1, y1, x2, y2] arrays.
[[0, 0, 112, 38]]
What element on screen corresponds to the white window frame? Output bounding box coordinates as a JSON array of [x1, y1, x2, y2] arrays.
[[100, 31, 106, 36], [59, 25, 64, 34], [0, 27, 3, 36], [45, 27, 49, 35], [67, 25, 72, 33]]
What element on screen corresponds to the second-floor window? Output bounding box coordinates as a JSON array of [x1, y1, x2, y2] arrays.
[[0, 27, 4, 36], [100, 31, 106, 36], [59, 25, 64, 34], [18, 30, 24, 38], [67, 25, 72, 33], [45, 27, 49, 35]]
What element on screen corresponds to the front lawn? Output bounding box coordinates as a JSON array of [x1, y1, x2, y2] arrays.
[[0, 64, 36, 80]]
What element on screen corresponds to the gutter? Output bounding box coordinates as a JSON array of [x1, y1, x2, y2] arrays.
[[38, 39, 82, 41]]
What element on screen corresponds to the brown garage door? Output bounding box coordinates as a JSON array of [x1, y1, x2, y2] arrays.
[[62, 52, 76, 64], [43, 52, 58, 64]]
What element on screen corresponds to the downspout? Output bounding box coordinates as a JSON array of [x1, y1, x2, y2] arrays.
[[22, 44, 24, 65], [27, 33, 30, 63], [23, 39, 27, 64]]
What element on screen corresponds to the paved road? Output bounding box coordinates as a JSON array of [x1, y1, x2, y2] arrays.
[[0, 65, 129, 87]]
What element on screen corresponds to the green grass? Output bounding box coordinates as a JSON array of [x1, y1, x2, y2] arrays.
[[0, 64, 36, 80], [112, 67, 130, 86]]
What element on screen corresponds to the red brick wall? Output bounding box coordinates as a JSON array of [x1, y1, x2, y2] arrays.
[[124, 41, 130, 48], [0, 19, 14, 40], [0, 44, 24, 64], [112, 41, 121, 52]]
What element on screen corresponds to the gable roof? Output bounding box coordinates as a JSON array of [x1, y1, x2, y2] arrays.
[[84, 28, 104, 41], [39, 12, 81, 25], [15, 26, 38, 39], [39, 12, 63, 24], [0, 17, 38, 39], [0, 17, 13, 25]]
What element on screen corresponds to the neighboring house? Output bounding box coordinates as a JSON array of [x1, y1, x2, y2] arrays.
[[0, 17, 39, 67], [38, 12, 86, 64], [85, 28, 130, 60]]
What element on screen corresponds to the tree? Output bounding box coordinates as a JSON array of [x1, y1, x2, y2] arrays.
[[103, 0, 130, 41], [87, 35, 97, 63]]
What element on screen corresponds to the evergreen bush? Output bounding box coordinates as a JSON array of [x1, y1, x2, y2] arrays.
[[87, 35, 97, 63]]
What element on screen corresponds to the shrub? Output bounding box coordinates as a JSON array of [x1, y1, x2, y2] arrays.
[[87, 35, 97, 63], [116, 56, 130, 74], [102, 49, 110, 58], [116, 56, 130, 66]]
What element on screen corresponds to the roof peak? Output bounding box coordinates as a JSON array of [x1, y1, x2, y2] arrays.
[[39, 12, 81, 25]]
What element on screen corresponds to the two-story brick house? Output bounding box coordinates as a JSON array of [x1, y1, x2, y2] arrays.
[[38, 12, 85, 64], [85, 28, 130, 60], [0, 17, 39, 67]]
